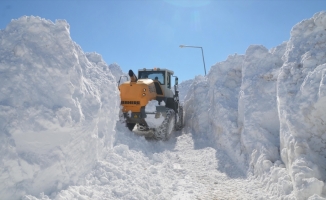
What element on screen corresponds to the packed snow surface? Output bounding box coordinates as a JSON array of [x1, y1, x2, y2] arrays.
[[1, 12, 326, 200]]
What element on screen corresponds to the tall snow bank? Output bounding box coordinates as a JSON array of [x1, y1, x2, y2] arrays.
[[278, 11, 326, 199], [108, 63, 128, 84], [184, 54, 245, 167], [184, 11, 326, 199], [239, 44, 284, 174], [178, 79, 193, 103], [238, 43, 295, 197], [0, 16, 119, 199]]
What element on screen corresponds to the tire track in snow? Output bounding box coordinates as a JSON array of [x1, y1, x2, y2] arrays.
[[169, 133, 272, 200], [43, 130, 273, 199]]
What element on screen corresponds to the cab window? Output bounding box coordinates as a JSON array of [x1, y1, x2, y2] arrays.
[[139, 71, 165, 85], [167, 72, 171, 89]]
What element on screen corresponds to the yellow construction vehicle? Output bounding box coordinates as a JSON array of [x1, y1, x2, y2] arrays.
[[119, 68, 184, 140]]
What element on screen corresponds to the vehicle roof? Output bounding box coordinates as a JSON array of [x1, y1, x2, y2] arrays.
[[138, 68, 174, 75]]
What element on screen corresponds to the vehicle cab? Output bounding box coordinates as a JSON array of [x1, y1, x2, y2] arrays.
[[138, 68, 174, 98]]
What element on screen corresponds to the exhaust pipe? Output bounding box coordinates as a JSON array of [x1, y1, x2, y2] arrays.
[[129, 70, 138, 82]]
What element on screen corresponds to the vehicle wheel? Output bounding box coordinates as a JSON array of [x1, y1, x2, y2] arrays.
[[126, 123, 136, 131], [154, 109, 175, 140]]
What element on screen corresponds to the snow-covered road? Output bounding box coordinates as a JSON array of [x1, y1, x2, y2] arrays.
[[42, 128, 272, 200], [162, 134, 270, 200]]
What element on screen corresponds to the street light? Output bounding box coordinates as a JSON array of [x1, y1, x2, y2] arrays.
[[179, 45, 206, 76]]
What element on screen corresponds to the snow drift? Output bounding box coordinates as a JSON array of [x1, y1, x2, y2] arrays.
[[184, 11, 326, 199], [0, 16, 119, 199]]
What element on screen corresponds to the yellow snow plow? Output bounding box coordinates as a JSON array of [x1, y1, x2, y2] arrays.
[[119, 68, 184, 140]]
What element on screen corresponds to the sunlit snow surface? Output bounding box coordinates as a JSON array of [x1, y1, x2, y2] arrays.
[[1, 12, 326, 200], [184, 12, 326, 200], [27, 125, 272, 200], [0, 16, 119, 199]]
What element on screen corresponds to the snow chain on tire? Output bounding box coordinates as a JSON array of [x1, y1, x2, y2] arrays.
[[175, 106, 184, 131], [154, 109, 175, 140]]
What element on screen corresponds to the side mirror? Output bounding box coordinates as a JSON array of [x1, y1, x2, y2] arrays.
[[175, 77, 178, 85], [118, 75, 129, 86]]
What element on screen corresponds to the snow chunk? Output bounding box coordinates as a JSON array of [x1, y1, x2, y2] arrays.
[[145, 100, 164, 128], [160, 100, 166, 106], [127, 110, 132, 118], [145, 100, 159, 113]]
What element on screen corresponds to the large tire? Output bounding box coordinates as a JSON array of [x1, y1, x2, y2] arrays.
[[126, 123, 136, 131], [154, 109, 175, 140]]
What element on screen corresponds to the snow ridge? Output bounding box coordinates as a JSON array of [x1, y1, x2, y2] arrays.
[[278, 11, 326, 199], [0, 16, 119, 199], [184, 11, 326, 199]]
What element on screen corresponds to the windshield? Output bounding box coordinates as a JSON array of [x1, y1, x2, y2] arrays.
[[138, 71, 165, 85]]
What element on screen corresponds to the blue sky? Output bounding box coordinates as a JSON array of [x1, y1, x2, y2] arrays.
[[1, 0, 325, 82]]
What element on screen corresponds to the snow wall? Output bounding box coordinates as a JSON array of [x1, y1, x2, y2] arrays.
[[0, 16, 119, 199], [184, 11, 326, 199]]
